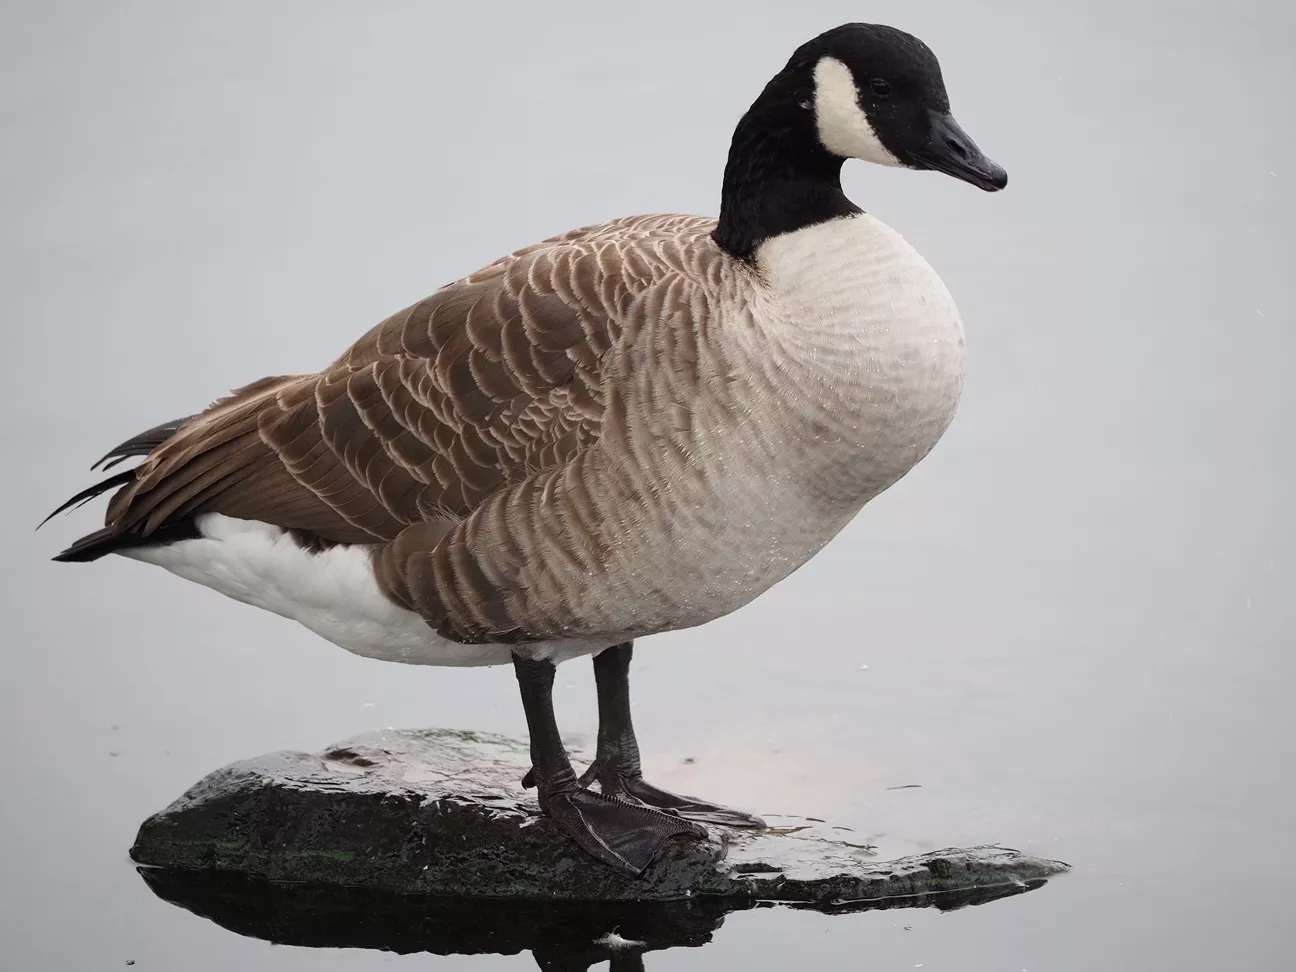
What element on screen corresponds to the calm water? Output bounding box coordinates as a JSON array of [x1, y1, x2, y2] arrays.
[[2, 1, 1293, 969]]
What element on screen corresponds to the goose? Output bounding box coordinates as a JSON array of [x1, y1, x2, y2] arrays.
[[45, 22, 1005, 875]]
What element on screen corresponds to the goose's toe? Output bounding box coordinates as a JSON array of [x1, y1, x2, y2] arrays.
[[588, 771, 767, 830], [542, 787, 708, 875], [623, 778, 767, 829]]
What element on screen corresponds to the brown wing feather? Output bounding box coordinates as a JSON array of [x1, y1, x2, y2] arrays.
[[98, 217, 716, 550]]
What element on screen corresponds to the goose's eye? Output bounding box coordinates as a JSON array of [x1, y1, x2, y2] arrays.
[[870, 78, 892, 98]]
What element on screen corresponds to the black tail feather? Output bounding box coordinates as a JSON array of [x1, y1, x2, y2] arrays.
[[38, 468, 136, 530], [92, 414, 196, 471], [52, 519, 200, 563], [45, 413, 198, 562], [51, 527, 120, 563]]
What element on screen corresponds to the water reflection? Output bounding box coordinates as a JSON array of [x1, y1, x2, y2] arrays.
[[138, 867, 1053, 969]]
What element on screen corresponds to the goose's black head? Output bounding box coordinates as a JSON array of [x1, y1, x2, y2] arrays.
[[804, 23, 1007, 190], [715, 23, 1007, 262]]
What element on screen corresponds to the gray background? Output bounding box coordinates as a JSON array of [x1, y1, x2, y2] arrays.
[[2, 0, 1293, 969]]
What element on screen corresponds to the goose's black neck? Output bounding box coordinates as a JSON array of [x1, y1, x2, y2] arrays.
[[712, 73, 861, 264]]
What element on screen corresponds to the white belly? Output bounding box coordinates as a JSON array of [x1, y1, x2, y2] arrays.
[[121, 513, 610, 667]]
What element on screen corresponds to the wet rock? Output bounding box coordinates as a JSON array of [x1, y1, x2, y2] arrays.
[[131, 728, 1067, 903]]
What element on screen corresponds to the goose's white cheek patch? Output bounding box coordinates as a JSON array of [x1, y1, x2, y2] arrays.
[[813, 56, 903, 166]]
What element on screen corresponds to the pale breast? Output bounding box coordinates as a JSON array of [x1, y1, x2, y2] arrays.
[[743, 212, 967, 510], [575, 214, 968, 636]]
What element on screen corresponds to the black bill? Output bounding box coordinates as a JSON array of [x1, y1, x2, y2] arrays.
[[913, 111, 1008, 191]]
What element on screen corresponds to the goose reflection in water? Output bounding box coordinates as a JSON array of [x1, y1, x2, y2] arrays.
[[137, 866, 1051, 970]]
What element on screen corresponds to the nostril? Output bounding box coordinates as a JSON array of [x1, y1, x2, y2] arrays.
[[949, 140, 970, 159]]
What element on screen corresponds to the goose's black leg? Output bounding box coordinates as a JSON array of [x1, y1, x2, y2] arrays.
[[580, 642, 766, 829], [512, 653, 705, 875]]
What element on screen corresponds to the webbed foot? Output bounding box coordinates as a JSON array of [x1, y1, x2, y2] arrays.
[[541, 783, 707, 875]]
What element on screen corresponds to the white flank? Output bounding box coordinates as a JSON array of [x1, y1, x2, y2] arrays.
[[812, 56, 903, 166], [120, 513, 605, 667]]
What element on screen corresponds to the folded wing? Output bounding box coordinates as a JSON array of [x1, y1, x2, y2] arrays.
[[61, 216, 717, 565]]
